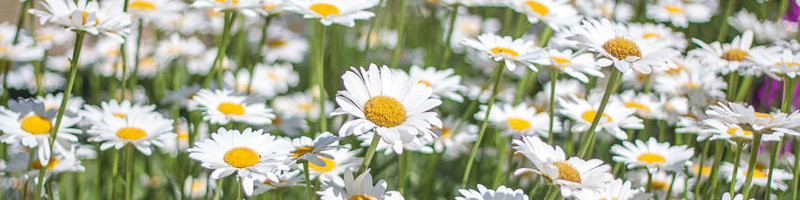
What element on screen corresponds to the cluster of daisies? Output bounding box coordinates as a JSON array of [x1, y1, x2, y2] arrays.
[[2, 0, 800, 199]]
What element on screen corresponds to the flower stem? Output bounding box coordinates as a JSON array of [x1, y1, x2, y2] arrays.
[[125, 144, 135, 200], [398, 152, 408, 195], [693, 142, 710, 196], [665, 172, 677, 200], [129, 18, 144, 103], [33, 32, 85, 200], [359, 0, 385, 65], [439, 4, 459, 69], [577, 68, 622, 158], [726, 73, 740, 101], [716, 0, 736, 42], [211, 179, 223, 200], [358, 131, 381, 174], [705, 141, 725, 200], [204, 11, 237, 87], [741, 133, 763, 197], [390, 0, 407, 68], [646, 171, 653, 192], [768, 77, 797, 199], [315, 24, 327, 132], [543, 185, 559, 200], [302, 161, 315, 200], [461, 64, 504, 189], [547, 69, 559, 144], [729, 141, 743, 195]]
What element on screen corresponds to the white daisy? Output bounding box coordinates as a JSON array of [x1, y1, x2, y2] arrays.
[[646, 0, 712, 28], [559, 96, 643, 140], [505, 0, 579, 31], [513, 136, 613, 197], [462, 33, 545, 71], [307, 145, 362, 187], [286, 0, 378, 27], [406, 65, 466, 102], [155, 34, 206, 62], [627, 169, 691, 199], [259, 23, 309, 63], [191, 0, 262, 16], [721, 162, 793, 191], [476, 103, 560, 137], [81, 99, 156, 124], [330, 64, 443, 153], [86, 111, 175, 155], [698, 119, 757, 143], [690, 30, 775, 74], [611, 137, 694, 172], [188, 128, 291, 196], [652, 57, 727, 98], [117, 0, 186, 21], [0, 99, 81, 163], [272, 90, 332, 121], [720, 192, 753, 200], [573, 178, 648, 200], [444, 12, 501, 53], [318, 169, 403, 200], [252, 170, 302, 194], [729, 10, 794, 43], [30, 0, 132, 41], [627, 23, 687, 51], [705, 102, 800, 140], [533, 48, 604, 83], [567, 18, 677, 74], [190, 89, 276, 125], [456, 184, 528, 200], [358, 133, 434, 155], [432, 116, 478, 160], [288, 132, 339, 166], [750, 48, 800, 79], [615, 90, 666, 120]]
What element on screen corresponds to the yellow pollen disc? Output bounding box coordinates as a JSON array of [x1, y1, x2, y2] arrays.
[[31, 158, 60, 171], [217, 102, 246, 116], [553, 162, 581, 183], [524, 1, 549, 16], [602, 37, 642, 60], [624, 101, 651, 112], [309, 3, 340, 17], [309, 156, 337, 172], [267, 40, 287, 47], [754, 112, 774, 120], [550, 56, 570, 65], [116, 127, 148, 140], [20, 115, 52, 135], [441, 127, 453, 137], [642, 32, 662, 39], [665, 65, 686, 75], [506, 118, 532, 131], [290, 146, 315, 157], [664, 5, 684, 13], [721, 49, 748, 61], [682, 82, 700, 89], [490, 47, 520, 57], [363, 96, 407, 127], [191, 180, 204, 190], [418, 80, 433, 87], [263, 2, 276, 11], [215, 0, 239, 5], [726, 127, 753, 136], [748, 169, 768, 178], [349, 195, 376, 200], [693, 165, 712, 176], [268, 73, 281, 80], [224, 147, 260, 168], [637, 153, 667, 164], [581, 110, 613, 123], [129, 1, 157, 11], [776, 62, 800, 67], [297, 102, 313, 111], [651, 180, 669, 190]]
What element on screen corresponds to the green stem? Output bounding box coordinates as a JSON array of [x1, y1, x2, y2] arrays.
[[706, 141, 725, 200], [129, 18, 143, 103], [577, 68, 622, 158], [764, 138, 782, 199], [360, 0, 384, 65], [34, 32, 85, 200], [793, 134, 800, 200], [315, 24, 327, 132], [778, 0, 789, 22], [439, 4, 459, 69], [211, 179, 223, 200], [665, 173, 677, 200], [729, 141, 743, 195], [741, 133, 763, 197], [303, 161, 315, 200], [358, 132, 381, 174], [716, 0, 736, 42], [461, 65, 504, 189], [110, 149, 120, 199], [398, 152, 408, 195], [727, 73, 740, 101], [389, 0, 407, 68], [693, 142, 710, 197], [491, 136, 508, 188], [204, 12, 236, 87], [125, 145, 135, 200], [646, 172, 653, 192], [547, 69, 558, 144], [543, 185, 559, 200]]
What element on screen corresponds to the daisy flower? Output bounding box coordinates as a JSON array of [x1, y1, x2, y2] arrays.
[[456, 184, 528, 200], [627, 170, 691, 199], [155, 34, 206, 62], [257, 0, 289, 15], [273, 90, 332, 120], [513, 136, 613, 197], [33, 25, 72, 49], [705, 102, 800, 140], [288, 132, 339, 166], [286, 0, 378, 27], [751, 48, 800, 79], [30, 0, 132, 41], [615, 90, 666, 120], [573, 178, 648, 200], [567, 18, 677, 74], [533, 48, 604, 83], [559, 96, 643, 140], [445, 12, 501, 53], [190, 89, 276, 125], [652, 57, 727, 98], [188, 128, 291, 196], [36, 93, 84, 116], [627, 23, 687, 51], [646, 0, 712, 28], [5, 65, 65, 93], [406, 65, 466, 102], [720, 192, 753, 200], [698, 119, 757, 143], [81, 99, 156, 124], [268, 113, 310, 137], [476, 103, 559, 137], [505, 0, 579, 31], [183, 175, 210, 199], [118, 0, 186, 21], [307, 145, 362, 187], [721, 161, 793, 191], [358, 133, 434, 155], [87, 111, 175, 155], [259, 23, 309, 63], [431, 117, 478, 160], [318, 169, 403, 200], [0, 99, 81, 163], [25, 148, 85, 176], [191, 0, 262, 16], [253, 170, 302, 194], [690, 30, 774, 74], [611, 138, 694, 172], [462, 33, 545, 71], [729, 10, 793, 43], [330, 64, 443, 152]]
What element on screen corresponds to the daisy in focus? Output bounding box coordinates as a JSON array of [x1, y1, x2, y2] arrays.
[[30, 0, 131, 41], [559, 96, 643, 140], [691, 31, 774, 74], [505, 0, 579, 31], [286, 0, 378, 27], [318, 169, 403, 200], [533, 48, 604, 83], [288, 132, 339, 166], [0, 99, 81, 163], [190, 89, 276, 125], [750, 48, 800, 79], [456, 184, 528, 200], [462, 33, 545, 71], [610, 138, 694, 172], [86, 110, 175, 155]]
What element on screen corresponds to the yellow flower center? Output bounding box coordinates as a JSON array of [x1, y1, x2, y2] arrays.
[[726, 127, 753, 136], [290, 146, 315, 157], [36, 34, 54, 42], [602, 38, 642, 60], [693, 165, 712, 177], [721, 49, 748, 61], [581, 110, 613, 123], [665, 65, 686, 75], [664, 5, 684, 13], [267, 39, 288, 47], [418, 80, 433, 87], [550, 56, 571, 66], [637, 153, 667, 164], [217, 102, 245, 116], [441, 127, 453, 137], [524, 1, 549, 16], [506, 118, 532, 131], [31, 158, 60, 171], [129, 1, 157, 11], [116, 127, 147, 140], [363, 96, 406, 127], [624, 101, 651, 112], [297, 102, 313, 111], [749, 168, 768, 178], [215, 0, 239, 5], [20, 115, 52, 135], [350, 195, 376, 200], [223, 147, 260, 168], [309, 3, 340, 17], [651, 180, 669, 191], [776, 62, 800, 67], [682, 82, 700, 89], [490, 47, 520, 57], [553, 162, 581, 183], [309, 156, 337, 172], [642, 32, 662, 39], [263, 2, 277, 11]]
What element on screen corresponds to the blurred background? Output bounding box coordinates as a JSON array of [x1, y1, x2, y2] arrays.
[[1, 1, 21, 23]]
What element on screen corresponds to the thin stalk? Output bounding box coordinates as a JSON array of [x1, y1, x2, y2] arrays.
[[778, 0, 789, 22], [249, 15, 272, 94], [736, 76, 755, 101], [125, 145, 135, 200], [764, 139, 782, 199], [312, 23, 328, 132], [741, 133, 763, 197], [129, 18, 143, 103], [303, 161, 315, 200], [727, 73, 740, 101], [461, 65, 504, 189], [729, 141, 743, 195], [491, 136, 508, 188], [439, 4, 459, 69], [398, 152, 408, 195], [110, 149, 120, 199], [34, 32, 85, 200], [793, 136, 800, 200], [646, 172, 653, 192], [543, 185, 559, 200], [716, 0, 736, 42], [512, 72, 533, 104], [577, 68, 622, 158], [665, 173, 677, 200], [211, 179, 223, 200], [236, 177, 243, 200], [706, 141, 726, 200], [204, 12, 237, 87], [693, 142, 710, 198], [547, 69, 558, 144], [390, 0, 407, 68], [359, 0, 385, 65], [358, 131, 381, 174], [768, 77, 796, 198]]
